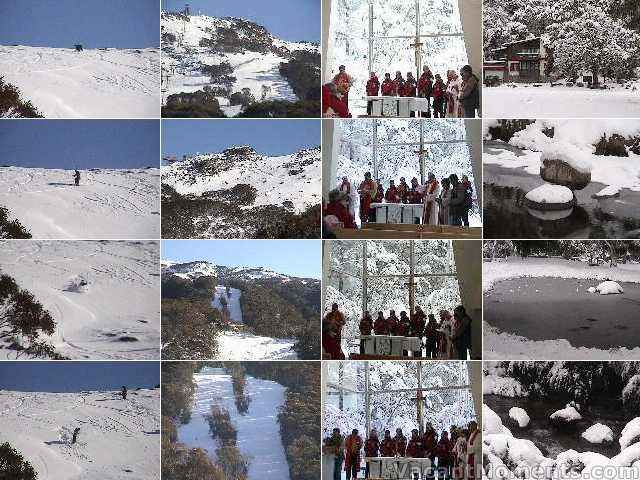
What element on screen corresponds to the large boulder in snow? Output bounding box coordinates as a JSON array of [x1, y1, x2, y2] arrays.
[[509, 407, 530, 428], [581, 423, 614, 444], [595, 281, 624, 295], [623, 376, 640, 411], [550, 405, 582, 427], [524, 184, 576, 211], [539, 142, 592, 190]]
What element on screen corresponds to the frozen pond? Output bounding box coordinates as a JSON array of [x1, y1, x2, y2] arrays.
[[484, 277, 640, 349], [177, 367, 291, 480]]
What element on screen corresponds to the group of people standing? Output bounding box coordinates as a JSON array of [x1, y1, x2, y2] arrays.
[[324, 421, 481, 480], [322, 63, 480, 118], [322, 303, 472, 360]]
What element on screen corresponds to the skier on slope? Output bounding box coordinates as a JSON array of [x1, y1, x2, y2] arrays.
[[73, 169, 80, 186], [121, 386, 128, 400], [71, 427, 81, 444]]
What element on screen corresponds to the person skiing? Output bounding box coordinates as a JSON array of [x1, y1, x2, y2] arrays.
[[71, 427, 80, 444], [73, 169, 80, 186], [121, 386, 128, 400]]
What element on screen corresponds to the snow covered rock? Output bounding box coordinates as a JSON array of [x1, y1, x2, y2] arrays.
[[540, 142, 592, 190], [595, 281, 624, 295], [581, 423, 614, 444], [623, 376, 640, 410], [525, 184, 575, 210], [620, 417, 640, 450], [509, 407, 530, 428], [483, 404, 506, 435], [550, 404, 582, 425], [587, 287, 597, 293], [593, 185, 621, 199], [483, 375, 527, 397], [612, 442, 640, 467]]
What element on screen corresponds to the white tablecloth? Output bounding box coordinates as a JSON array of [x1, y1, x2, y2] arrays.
[[365, 96, 431, 117], [371, 203, 423, 224], [365, 457, 433, 479], [358, 335, 422, 356]]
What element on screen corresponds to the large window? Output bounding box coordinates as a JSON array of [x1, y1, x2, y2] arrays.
[[328, 0, 468, 114], [325, 240, 461, 355]]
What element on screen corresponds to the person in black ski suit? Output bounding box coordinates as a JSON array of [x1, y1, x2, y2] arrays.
[[72, 427, 80, 444], [73, 170, 80, 186], [121, 386, 127, 400]]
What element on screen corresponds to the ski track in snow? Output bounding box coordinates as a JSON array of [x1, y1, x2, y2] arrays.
[[177, 367, 291, 480], [0, 389, 160, 480], [0, 241, 160, 360], [0, 166, 160, 239], [0, 46, 160, 118]]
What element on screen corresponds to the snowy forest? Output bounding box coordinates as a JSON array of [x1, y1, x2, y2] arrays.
[[336, 119, 481, 226], [161, 361, 320, 480], [325, 240, 461, 355], [324, 361, 476, 437], [484, 0, 640, 82]]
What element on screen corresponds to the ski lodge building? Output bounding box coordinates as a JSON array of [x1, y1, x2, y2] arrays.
[[483, 37, 552, 84]]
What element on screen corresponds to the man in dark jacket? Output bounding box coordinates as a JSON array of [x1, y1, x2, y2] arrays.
[[447, 174, 466, 226], [364, 429, 380, 478], [451, 305, 472, 360], [459, 65, 479, 118]]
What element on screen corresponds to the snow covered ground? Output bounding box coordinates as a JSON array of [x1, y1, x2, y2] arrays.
[[484, 85, 640, 118], [483, 257, 640, 360], [0, 241, 160, 360], [177, 367, 290, 480], [0, 388, 160, 480], [0, 166, 160, 239], [0, 45, 160, 118]]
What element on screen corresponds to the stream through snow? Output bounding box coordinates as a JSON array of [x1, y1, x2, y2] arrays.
[[177, 367, 291, 480]]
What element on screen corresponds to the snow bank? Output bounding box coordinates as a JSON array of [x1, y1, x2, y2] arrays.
[[525, 183, 574, 204], [509, 407, 530, 428], [483, 404, 506, 435], [612, 442, 640, 467], [216, 330, 297, 360], [550, 405, 582, 423], [623, 376, 640, 410], [483, 374, 527, 397], [595, 280, 624, 295], [581, 424, 614, 444], [620, 417, 640, 450], [593, 185, 621, 198], [541, 141, 593, 173]]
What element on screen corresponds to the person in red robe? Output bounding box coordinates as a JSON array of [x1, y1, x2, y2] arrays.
[[385, 180, 400, 203], [373, 184, 384, 203], [410, 305, 426, 340], [359, 311, 373, 354], [432, 74, 446, 118], [324, 189, 356, 229], [396, 311, 410, 337], [407, 177, 423, 204], [397, 178, 409, 203], [358, 172, 377, 224], [364, 429, 380, 478], [392, 71, 405, 97], [435, 431, 454, 478], [322, 303, 345, 359], [345, 429, 363, 480], [393, 428, 407, 457], [402, 72, 417, 97], [323, 83, 351, 118], [422, 423, 437, 463], [380, 430, 396, 457], [366, 72, 380, 116], [422, 173, 440, 225], [373, 311, 388, 335], [417, 66, 434, 101], [381, 73, 395, 96], [406, 429, 424, 458], [333, 65, 353, 110], [387, 310, 400, 335]]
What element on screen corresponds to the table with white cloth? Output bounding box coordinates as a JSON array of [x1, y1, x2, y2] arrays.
[[364, 96, 431, 117], [371, 203, 424, 224], [365, 457, 433, 479], [358, 335, 422, 356]]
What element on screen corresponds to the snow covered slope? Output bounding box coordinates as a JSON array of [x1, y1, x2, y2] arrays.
[[0, 388, 160, 480], [0, 166, 160, 239], [162, 145, 321, 214], [161, 12, 318, 113], [0, 45, 160, 118], [0, 241, 160, 360]]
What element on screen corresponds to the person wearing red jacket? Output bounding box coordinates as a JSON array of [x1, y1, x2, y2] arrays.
[[418, 66, 434, 99], [323, 83, 351, 118], [366, 72, 380, 116], [381, 73, 395, 96], [392, 71, 405, 97], [406, 429, 424, 458], [345, 429, 363, 479], [373, 311, 388, 335], [359, 311, 373, 354], [422, 423, 437, 462], [406, 177, 423, 205], [431, 74, 446, 118], [380, 430, 396, 457], [393, 428, 407, 457], [385, 181, 401, 203], [364, 429, 380, 478], [435, 431, 454, 478], [397, 177, 409, 203], [333, 65, 353, 109], [387, 311, 400, 336], [373, 184, 384, 203], [402, 72, 417, 97], [324, 189, 357, 229]]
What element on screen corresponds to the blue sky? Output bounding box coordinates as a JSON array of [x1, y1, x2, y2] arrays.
[[0, 362, 159, 392], [161, 120, 320, 159], [162, 240, 321, 279], [162, 0, 320, 42], [0, 120, 159, 169], [0, 0, 159, 48]]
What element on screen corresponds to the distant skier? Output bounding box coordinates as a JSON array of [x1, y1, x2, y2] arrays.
[[73, 169, 80, 186], [71, 427, 80, 444], [121, 386, 127, 400]]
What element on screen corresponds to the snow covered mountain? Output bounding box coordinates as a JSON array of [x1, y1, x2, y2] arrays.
[[161, 11, 319, 115], [0, 45, 160, 118], [0, 241, 160, 360], [161, 146, 321, 238], [0, 166, 160, 239], [0, 388, 160, 480]]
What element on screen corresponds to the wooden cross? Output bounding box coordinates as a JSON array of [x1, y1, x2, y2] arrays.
[[410, 38, 424, 68]]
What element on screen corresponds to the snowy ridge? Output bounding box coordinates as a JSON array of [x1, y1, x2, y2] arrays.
[[0, 241, 160, 360], [162, 145, 320, 214], [0, 166, 160, 239], [0, 45, 160, 118], [0, 388, 160, 480]]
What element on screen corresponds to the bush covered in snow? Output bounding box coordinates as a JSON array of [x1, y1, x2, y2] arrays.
[[0, 205, 31, 239], [0, 76, 43, 118]]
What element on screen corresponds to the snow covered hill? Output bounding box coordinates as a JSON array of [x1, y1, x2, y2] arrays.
[[0, 388, 160, 480], [0, 241, 160, 360], [161, 146, 321, 238], [161, 12, 319, 115], [0, 45, 160, 118], [0, 166, 160, 239]]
